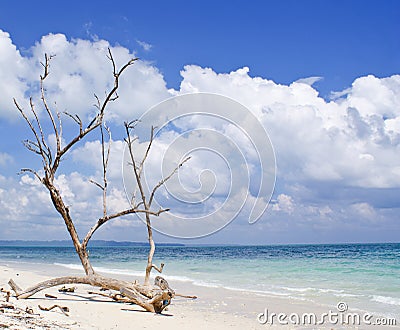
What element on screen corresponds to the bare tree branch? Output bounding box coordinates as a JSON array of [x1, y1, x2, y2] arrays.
[[39, 55, 60, 156], [93, 94, 101, 110], [101, 48, 138, 117], [151, 263, 164, 273], [100, 123, 112, 217], [22, 139, 42, 155], [105, 207, 170, 220], [39, 53, 55, 80], [89, 179, 104, 191], [29, 97, 52, 166], [56, 110, 63, 145], [124, 121, 148, 207], [14, 98, 51, 173], [50, 49, 138, 178], [63, 111, 83, 135], [19, 168, 43, 183], [138, 126, 155, 178], [149, 156, 191, 207], [81, 207, 169, 251]]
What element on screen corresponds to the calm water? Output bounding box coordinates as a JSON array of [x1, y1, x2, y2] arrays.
[[0, 243, 399, 318]]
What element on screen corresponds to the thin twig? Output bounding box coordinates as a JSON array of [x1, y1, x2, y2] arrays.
[[38, 304, 69, 316], [148, 156, 191, 207], [151, 263, 164, 273], [138, 126, 155, 178], [19, 168, 43, 183], [39, 55, 60, 157], [89, 179, 104, 191], [14, 98, 50, 172]]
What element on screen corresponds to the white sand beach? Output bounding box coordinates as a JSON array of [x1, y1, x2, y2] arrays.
[[0, 262, 397, 330], [0, 264, 326, 329]]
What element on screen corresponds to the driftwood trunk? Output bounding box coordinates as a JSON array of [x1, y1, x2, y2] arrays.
[[47, 182, 95, 276], [8, 274, 174, 314]]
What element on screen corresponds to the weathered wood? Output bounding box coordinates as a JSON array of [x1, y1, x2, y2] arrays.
[[0, 303, 14, 309], [175, 293, 197, 299], [7, 279, 21, 297], [148, 290, 173, 313], [154, 276, 175, 295], [58, 286, 75, 293], [10, 276, 86, 299], [38, 304, 69, 316], [44, 293, 57, 299], [25, 307, 35, 315], [88, 290, 130, 302], [8, 274, 175, 314], [120, 287, 172, 314], [0, 288, 10, 302], [155, 276, 196, 299]]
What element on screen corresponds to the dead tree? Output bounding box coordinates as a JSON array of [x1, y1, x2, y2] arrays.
[[8, 49, 189, 313], [124, 122, 189, 286]]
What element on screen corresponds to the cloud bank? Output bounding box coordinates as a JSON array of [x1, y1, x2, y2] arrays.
[[0, 30, 399, 243]]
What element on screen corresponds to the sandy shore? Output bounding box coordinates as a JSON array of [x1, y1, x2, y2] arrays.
[[0, 261, 397, 329]]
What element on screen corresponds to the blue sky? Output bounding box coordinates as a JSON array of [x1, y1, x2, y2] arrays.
[[0, 1, 399, 244], [1, 0, 399, 96]]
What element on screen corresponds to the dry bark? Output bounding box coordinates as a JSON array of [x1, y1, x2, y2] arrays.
[[38, 304, 70, 316], [8, 274, 174, 314]]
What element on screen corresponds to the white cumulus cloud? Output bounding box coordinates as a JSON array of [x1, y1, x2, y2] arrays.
[[0, 30, 171, 123], [176, 65, 400, 189], [1, 30, 399, 242]]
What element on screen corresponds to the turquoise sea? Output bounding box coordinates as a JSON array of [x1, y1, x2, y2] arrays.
[[0, 243, 399, 319]]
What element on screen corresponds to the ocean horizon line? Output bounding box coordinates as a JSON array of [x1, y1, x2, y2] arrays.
[[0, 239, 398, 247], [0, 239, 184, 247]]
